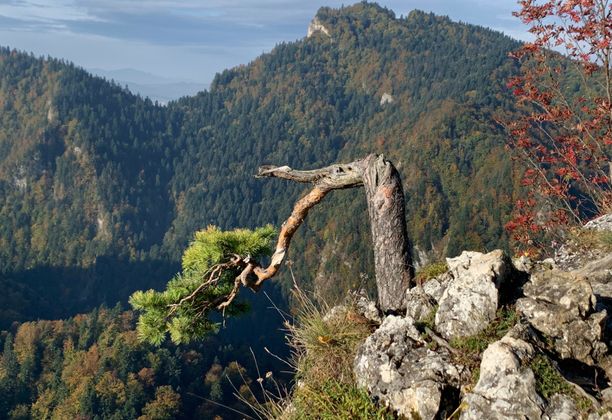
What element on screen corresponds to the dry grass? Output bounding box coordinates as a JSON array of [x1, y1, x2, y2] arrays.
[[235, 286, 391, 419], [281, 287, 392, 419], [567, 228, 612, 253], [286, 287, 373, 388], [415, 261, 448, 285]]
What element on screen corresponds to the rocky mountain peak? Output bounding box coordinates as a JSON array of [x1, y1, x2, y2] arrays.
[[307, 17, 331, 38]]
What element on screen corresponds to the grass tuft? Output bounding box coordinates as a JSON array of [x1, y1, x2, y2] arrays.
[[530, 355, 592, 413], [286, 287, 373, 387], [282, 287, 392, 419], [415, 261, 448, 284], [240, 286, 391, 419], [290, 379, 393, 420], [530, 355, 573, 399], [449, 307, 518, 385], [568, 228, 612, 253]]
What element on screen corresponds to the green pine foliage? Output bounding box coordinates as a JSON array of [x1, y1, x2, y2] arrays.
[[130, 225, 276, 345]]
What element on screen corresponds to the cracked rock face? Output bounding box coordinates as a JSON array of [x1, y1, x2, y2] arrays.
[[460, 328, 545, 420], [516, 270, 608, 364], [354, 315, 466, 419], [422, 272, 453, 302], [404, 271, 452, 323], [435, 250, 512, 340]]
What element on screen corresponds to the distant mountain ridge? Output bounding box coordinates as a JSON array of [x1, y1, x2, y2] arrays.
[[0, 3, 524, 324], [88, 68, 209, 104]]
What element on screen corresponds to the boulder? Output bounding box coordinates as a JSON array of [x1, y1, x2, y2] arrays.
[[459, 328, 545, 419], [435, 250, 512, 340], [575, 254, 612, 287], [601, 387, 612, 409], [516, 270, 608, 364], [403, 271, 452, 323], [585, 214, 612, 232], [542, 394, 579, 420], [422, 271, 453, 302], [354, 315, 467, 419]]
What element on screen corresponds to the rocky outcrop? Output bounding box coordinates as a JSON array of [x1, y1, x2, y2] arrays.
[[435, 250, 513, 340], [352, 290, 383, 325], [404, 286, 437, 323], [585, 214, 612, 232], [354, 315, 468, 419], [542, 394, 580, 420], [460, 326, 545, 419], [307, 17, 331, 38], [555, 213, 612, 271], [353, 222, 612, 418], [516, 270, 608, 364], [380, 93, 394, 105]]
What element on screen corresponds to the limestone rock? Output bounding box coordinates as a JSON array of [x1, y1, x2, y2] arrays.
[[589, 411, 612, 420], [354, 315, 466, 419], [602, 387, 612, 409], [422, 272, 453, 302], [460, 330, 545, 419], [555, 213, 612, 271], [435, 250, 512, 340], [380, 92, 394, 105], [405, 287, 437, 323], [352, 291, 383, 325], [543, 394, 579, 420], [307, 17, 331, 38], [585, 214, 612, 232], [516, 270, 608, 364], [600, 357, 612, 387]]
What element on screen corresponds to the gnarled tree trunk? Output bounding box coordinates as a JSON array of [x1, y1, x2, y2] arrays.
[[255, 153, 414, 312], [361, 155, 414, 311]]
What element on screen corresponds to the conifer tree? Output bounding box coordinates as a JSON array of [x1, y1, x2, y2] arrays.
[[130, 154, 414, 345], [130, 225, 276, 344]]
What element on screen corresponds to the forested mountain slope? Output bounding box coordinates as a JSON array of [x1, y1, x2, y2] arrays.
[[0, 49, 178, 324], [0, 3, 523, 323], [163, 4, 522, 300]]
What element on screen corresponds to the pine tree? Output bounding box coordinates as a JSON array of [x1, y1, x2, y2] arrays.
[[130, 225, 276, 345]]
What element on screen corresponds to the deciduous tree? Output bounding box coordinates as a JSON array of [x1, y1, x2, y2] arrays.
[[506, 0, 612, 249]]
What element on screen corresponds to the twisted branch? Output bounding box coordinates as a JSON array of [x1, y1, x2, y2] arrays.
[[168, 153, 413, 314]]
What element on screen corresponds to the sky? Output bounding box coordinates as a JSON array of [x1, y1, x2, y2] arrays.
[[0, 0, 528, 86]]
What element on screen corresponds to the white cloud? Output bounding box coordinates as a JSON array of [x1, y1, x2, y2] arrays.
[[0, 0, 532, 85], [0, 0, 104, 23]]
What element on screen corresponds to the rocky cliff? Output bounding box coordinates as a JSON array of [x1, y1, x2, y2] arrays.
[[340, 214, 612, 419]]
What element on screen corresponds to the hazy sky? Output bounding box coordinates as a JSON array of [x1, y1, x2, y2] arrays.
[[0, 1, 527, 84]]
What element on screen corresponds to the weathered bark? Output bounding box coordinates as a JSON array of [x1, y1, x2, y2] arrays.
[[254, 153, 414, 312], [362, 154, 414, 311]]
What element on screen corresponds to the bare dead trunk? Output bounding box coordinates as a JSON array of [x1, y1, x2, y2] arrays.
[[362, 155, 414, 311], [254, 153, 414, 312]]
